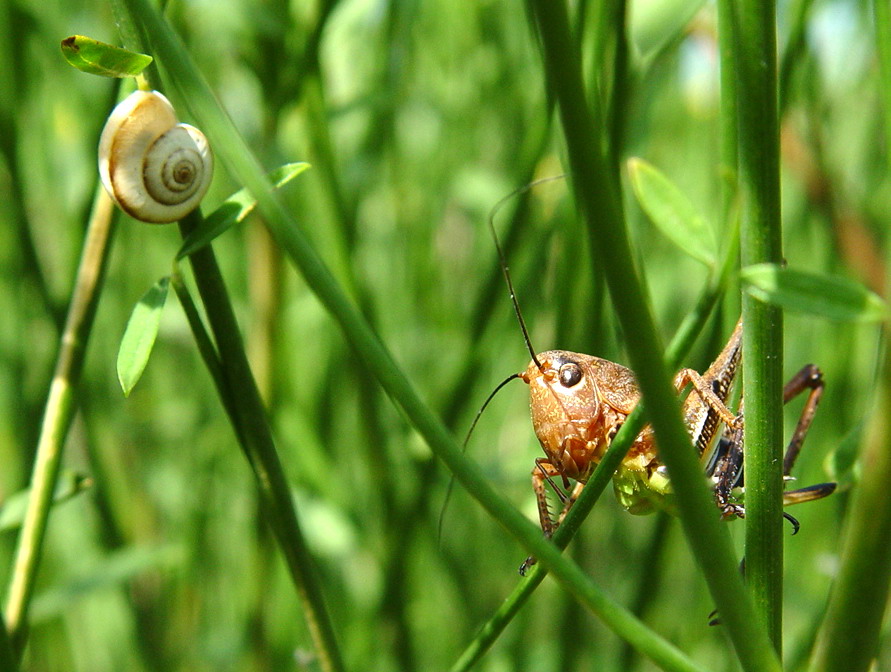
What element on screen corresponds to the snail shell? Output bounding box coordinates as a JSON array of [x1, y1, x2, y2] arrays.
[[98, 90, 213, 223]]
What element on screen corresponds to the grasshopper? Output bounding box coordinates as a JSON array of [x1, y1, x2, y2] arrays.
[[473, 192, 836, 573], [520, 318, 836, 547]]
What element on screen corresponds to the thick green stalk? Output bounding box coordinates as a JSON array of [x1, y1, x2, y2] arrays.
[[729, 1, 785, 648], [123, 3, 712, 670], [4, 190, 117, 658], [525, 2, 780, 672]]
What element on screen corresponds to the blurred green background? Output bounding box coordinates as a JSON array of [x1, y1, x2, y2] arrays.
[[0, 0, 886, 670]]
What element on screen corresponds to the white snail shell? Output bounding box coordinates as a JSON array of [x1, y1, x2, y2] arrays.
[[98, 90, 213, 223]]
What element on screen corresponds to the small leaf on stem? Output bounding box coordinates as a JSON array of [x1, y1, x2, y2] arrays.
[[742, 264, 888, 322], [176, 162, 310, 260], [61, 35, 153, 77], [628, 157, 717, 267], [117, 276, 170, 396]]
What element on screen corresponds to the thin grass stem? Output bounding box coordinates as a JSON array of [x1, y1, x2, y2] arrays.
[[525, 1, 780, 671], [4, 190, 117, 659], [177, 212, 347, 672]]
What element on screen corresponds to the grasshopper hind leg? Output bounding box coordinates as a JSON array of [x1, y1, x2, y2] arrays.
[[781, 364, 824, 475], [709, 364, 837, 522], [777, 364, 837, 511]]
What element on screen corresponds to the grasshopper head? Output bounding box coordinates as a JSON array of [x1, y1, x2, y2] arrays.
[[521, 350, 606, 481]]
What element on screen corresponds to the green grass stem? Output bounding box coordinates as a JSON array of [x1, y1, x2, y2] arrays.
[[728, 1, 786, 648], [525, 2, 781, 671], [177, 212, 347, 672], [169, 272, 235, 424], [4, 190, 117, 659]]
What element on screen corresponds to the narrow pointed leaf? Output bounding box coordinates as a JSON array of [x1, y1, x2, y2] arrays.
[[61, 35, 152, 77], [741, 264, 888, 322], [117, 277, 170, 396], [176, 162, 310, 260], [628, 157, 716, 267]]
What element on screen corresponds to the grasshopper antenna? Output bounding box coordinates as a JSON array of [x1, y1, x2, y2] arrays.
[[439, 175, 565, 542], [488, 175, 566, 369], [438, 372, 523, 543]]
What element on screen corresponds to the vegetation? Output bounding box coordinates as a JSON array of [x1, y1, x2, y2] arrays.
[[0, 0, 888, 670]]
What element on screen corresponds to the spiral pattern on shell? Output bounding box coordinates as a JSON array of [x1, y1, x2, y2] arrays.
[[98, 90, 213, 223]]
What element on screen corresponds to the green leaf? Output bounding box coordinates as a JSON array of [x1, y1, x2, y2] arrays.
[[0, 471, 91, 532], [627, 157, 717, 267], [741, 264, 888, 322], [175, 162, 310, 260], [60, 35, 152, 78], [117, 277, 170, 396], [630, 0, 707, 65]]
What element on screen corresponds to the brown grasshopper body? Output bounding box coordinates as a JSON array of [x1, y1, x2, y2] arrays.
[[519, 318, 836, 539]]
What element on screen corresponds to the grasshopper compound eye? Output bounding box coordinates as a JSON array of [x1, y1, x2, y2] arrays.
[[558, 362, 583, 388]]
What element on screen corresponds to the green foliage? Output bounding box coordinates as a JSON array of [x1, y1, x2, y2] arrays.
[[742, 263, 888, 322], [2, 0, 889, 671], [117, 276, 169, 396], [176, 162, 310, 259], [60, 35, 152, 78], [628, 157, 717, 267]]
